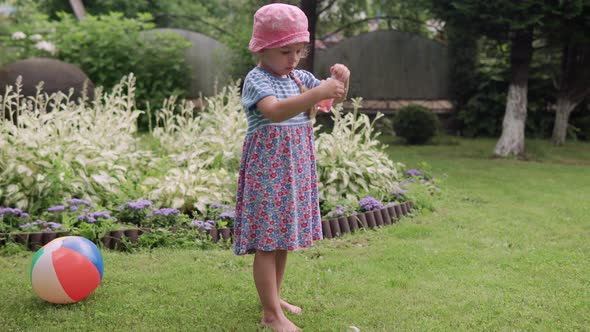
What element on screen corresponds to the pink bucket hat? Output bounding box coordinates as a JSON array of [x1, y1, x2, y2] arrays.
[[249, 3, 310, 52]]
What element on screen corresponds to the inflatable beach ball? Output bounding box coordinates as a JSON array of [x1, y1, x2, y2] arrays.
[[30, 236, 103, 304]]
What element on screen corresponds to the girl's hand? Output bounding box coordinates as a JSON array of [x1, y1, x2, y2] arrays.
[[330, 64, 350, 83], [318, 78, 345, 100]]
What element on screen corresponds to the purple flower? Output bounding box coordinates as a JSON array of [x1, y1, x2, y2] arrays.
[[210, 202, 227, 209], [70, 205, 78, 211], [391, 189, 409, 202], [151, 208, 180, 216], [326, 205, 345, 218], [0, 207, 26, 217], [67, 198, 95, 208], [77, 215, 86, 222], [359, 196, 384, 211], [126, 199, 153, 210], [19, 222, 32, 229], [419, 179, 427, 184], [218, 211, 236, 219], [18, 220, 45, 230], [19, 212, 30, 219], [87, 217, 96, 223], [91, 211, 111, 219], [406, 169, 422, 177], [191, 220, 205, 227], [47, 222, 62, 229], [48, 205, 66, 212]]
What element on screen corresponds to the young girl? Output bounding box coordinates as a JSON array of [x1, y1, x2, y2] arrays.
[[233, 3, 350, 331]]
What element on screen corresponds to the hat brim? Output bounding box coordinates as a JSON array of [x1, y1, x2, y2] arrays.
[[249, 31, 310, 52]]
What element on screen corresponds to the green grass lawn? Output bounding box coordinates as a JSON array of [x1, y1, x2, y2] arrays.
[[1, 137, 589, 331]]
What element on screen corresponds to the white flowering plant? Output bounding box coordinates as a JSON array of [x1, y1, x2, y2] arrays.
[[144, 82, 246, 212], [0, 75, 436, 232], [315, 98, 404, 206], [0, 75, 245, 221], [0, 75, 153, 215], [151, 83, 246, 171]]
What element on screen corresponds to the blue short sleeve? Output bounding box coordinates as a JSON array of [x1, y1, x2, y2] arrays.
[[295, 69, 321, 90], [242, 70, 275, 111]]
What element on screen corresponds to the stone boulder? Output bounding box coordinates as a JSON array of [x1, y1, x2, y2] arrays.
[[0, 57, 95, 101], [142, 29, 232, 98]]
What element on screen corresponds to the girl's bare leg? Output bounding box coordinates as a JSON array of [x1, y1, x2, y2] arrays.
[[275, 250, 302, 315], [254, 250, 301, 331]]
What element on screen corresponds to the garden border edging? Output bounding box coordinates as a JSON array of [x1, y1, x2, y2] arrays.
[[0, 201, 414, 250]]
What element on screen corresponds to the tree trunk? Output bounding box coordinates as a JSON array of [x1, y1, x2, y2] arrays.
[[551, 43, 590, 145], [69, 0, 87, 21], [494, 29, 534, 157], [551, 96, 577, 145], [299, 0, 317, 72]]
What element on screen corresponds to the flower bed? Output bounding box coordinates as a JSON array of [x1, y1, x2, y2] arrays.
[[0, 164, 437, 251], [0, 200, 415, 250], [1, 79, 440, 252]]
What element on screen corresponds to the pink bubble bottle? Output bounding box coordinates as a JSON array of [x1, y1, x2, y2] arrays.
[[316, 76, 335, 113]]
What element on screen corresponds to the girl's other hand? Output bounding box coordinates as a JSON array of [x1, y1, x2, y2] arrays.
[[330, 64, 350, 83]]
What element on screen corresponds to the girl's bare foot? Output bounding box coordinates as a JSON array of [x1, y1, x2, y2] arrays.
[[280, 299, 302, 315], [261, 315, 301, 332]]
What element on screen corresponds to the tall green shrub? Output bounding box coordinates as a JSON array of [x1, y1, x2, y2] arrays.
[[1, 12, 191, 123], [36, 0, 153, 19], [49, 13, 191, 111]]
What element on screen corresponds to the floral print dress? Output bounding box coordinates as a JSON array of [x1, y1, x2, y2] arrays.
[[233, 67, 323, 255]]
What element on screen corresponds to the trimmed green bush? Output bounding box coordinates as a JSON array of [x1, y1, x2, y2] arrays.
[[1, 12, 191, 125], [393, 104, 439, 144], [50, 13, 191, 110]]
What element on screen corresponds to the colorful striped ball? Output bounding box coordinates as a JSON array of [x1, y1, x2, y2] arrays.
[[30, 236, 103, 304]]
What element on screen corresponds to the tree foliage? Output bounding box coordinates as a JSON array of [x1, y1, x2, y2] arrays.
[[431, 0, 590, 142], [316, 0, 433, 39], [25, 0, 438, 76], [542, 1, 590, 103]]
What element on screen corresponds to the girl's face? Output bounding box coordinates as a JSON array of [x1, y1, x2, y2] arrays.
[[258, 43, 307, 77]]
